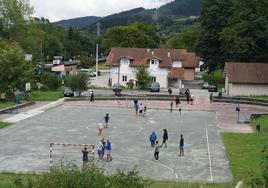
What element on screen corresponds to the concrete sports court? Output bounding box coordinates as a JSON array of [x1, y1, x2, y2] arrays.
[[0, 105, 232, 182]]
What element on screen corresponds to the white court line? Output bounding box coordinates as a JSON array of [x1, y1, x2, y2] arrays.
[[205, 125, 213, 182], [111, 155, 178, 179]]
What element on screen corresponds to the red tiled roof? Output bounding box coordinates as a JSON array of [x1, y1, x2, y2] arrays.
[[225, 62, 268, 84], [106, 48, 199, 68], [168, 68, 185, 79]]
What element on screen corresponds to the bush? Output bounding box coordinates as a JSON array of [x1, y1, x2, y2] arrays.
[[65, 73, 88, 96], [202, 69, 224, 85], [14, 163, 150, 188], [40, 85, 49, 91], [40, 72, 61, 90], [126, 79, 135, 89]]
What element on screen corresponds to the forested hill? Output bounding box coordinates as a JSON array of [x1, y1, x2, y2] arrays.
[[55, 16, 101, 29], [54, 0, 201, 29]]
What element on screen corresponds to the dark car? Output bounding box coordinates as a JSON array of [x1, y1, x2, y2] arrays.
[[150, 82, 160, 92], [208, 85, 218, 92], [113, 84, 122, 92], [64, 87, 74, 97]]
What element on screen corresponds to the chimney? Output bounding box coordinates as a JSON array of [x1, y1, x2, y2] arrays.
[[168, 52, 171, 57], [151, 51, 154, 55]]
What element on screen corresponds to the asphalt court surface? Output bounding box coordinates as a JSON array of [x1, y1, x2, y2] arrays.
[[0, 105, 232, 182]]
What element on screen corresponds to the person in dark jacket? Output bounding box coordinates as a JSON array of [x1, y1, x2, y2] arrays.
[[106, 140, 112, 162], [179, 134, 184, 156], [104, 114, 110, 128], [82, 147, 89, 170], [161, 129, 168, 148]]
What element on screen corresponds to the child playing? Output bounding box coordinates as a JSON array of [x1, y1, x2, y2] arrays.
[[104, 114, 110, 128], [98, 122, 104, 136]]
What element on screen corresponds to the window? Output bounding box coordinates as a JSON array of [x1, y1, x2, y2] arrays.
[[150, 59, 158, 66], [120, 58, 130, 65], [172, 61, 182, 68], [151, 76, 156, 82], [122, 76, 128, 82]]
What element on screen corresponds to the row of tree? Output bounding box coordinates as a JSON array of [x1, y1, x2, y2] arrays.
[[197, 0, 268, 72]]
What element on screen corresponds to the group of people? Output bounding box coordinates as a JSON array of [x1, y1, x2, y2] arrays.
[[133, 99, 147, 116], [170, 96, 182, 114], [185, 88, 194, 105], [149, 130, 184, 161], [98, 114, 110, 136], [97, 138, 112, 162]]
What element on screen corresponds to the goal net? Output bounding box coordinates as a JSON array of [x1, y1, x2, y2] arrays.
[[49, 143, 95, 169]]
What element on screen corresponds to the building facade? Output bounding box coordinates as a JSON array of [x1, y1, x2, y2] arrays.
[[225, 62, 268, 96], [106, 48, 199, 88]]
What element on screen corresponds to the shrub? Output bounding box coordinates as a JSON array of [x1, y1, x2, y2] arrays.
[[40, 72, 61, 90], [135, 66, 151, 90], [126, 79, 135, 89], [65, 73, 88, 96], [40, 85, 49, 91]]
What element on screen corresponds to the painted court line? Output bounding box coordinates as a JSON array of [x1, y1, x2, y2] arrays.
[[205, 125, 213, 182]]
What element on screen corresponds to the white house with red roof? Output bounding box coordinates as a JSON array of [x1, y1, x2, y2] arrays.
[[106, 48, 199, 88]]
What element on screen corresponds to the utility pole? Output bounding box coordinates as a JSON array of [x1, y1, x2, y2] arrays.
[[96, 22, 100, 78]]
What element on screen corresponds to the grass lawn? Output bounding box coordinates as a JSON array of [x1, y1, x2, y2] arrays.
[[31, 88, 64, 101], [0, 122, 12, 129], [240, 96, 268, 101], [251, 115, 268, 133], [0, 101, 14, 110]]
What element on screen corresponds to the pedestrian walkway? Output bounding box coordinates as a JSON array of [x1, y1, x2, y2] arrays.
[[2, 98, 65, 123]]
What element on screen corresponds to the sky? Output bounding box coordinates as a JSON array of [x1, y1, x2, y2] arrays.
[[29, 0, 172, 22]]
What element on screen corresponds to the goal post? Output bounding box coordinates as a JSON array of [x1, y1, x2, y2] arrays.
[[49, 143, 95, 170], [124, 94, 148, 108]]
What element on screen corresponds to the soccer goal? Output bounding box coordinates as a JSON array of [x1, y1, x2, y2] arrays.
[[49, 143, 95, 169]]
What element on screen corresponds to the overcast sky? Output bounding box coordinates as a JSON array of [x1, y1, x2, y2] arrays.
[[29, 0, 172, 22]]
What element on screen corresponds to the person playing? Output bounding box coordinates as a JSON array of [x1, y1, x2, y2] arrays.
[[104, 114, 110, 128], [190, 94, 194, 105], [178, 103, 182, 115], [149, 131, 157, 148], [97, 141, 103, 161], [210, 92, 213, 103], [175, 96, 180, 107], [139, 103, 143, 116], [170, 100, 173, 112], [133, 99, 139, 115], [106, 140, 112, 162], [179, 134, 184, 156], [185, 89, 190, 104], [143, 104, 147, 117], [101, 139, 106, 159], [154, 141, 160, 160], [98, 122, 104, 136], [161, 129, 168, 148], [90, 90, 95, 102], [82, 147, 89, 170]]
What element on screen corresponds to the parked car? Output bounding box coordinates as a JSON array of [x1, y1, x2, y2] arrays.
[[202, 82, 210, 89], [113, 84, 122, 92], [64, 87, 74, 97], [77, 69, 96, 77], [150, 82, 160, 92], [208, 85, 218, 92]]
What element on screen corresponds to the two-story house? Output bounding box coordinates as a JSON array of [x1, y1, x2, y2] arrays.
[[106, 48, 199, 88]]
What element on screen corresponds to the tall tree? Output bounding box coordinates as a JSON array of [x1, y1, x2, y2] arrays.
[[102, 22, 160, 53], [0, 41, 35, 96], [220, 0, 268, 62], [164, 28, 200, 52], [135, 66, 151, 90], [0, 0, 33, 40], [196, 0, 232, 72]]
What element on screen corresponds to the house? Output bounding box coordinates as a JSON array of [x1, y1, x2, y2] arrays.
[[106, 48, 199, 88], [225, 62, 268, 96], [51, 60, 78, 77]]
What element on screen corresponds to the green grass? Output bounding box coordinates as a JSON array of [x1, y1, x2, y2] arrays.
[[240, 96, 268, 101], [31, 88, 64, 101], [0, 122, 12, 129], [0, 173, 37, 187], [0, 101, 14, 110], [251, 115, 268, 133], [150, 181, 232, 188]]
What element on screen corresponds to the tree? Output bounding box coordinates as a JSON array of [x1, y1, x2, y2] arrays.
[[40, 72, 61, 90], [0, 0, 33, 40], [65, 73, 88, 96], [164, 28, 200, 52], [0, 41, 35, 97], [135, 66, 151, 90], [102, 22, 160, 53], [196, 0, 232, 72]]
